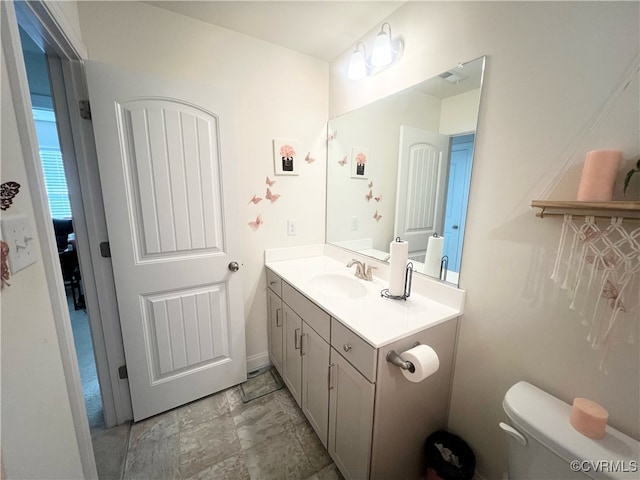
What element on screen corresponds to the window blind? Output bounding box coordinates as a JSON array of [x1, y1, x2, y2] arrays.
[[32, 107, 72, 219], [40, 146, 72, 219]]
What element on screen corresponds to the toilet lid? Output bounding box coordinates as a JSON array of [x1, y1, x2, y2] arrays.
[[503, 381, 640, 480]]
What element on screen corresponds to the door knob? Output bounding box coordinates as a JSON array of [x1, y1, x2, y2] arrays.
[[228, 261, 240, 272], [452, 225, 459, 230]]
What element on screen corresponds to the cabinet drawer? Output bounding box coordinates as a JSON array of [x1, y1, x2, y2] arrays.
[[282, 281, 330, 342], [266, 268, 282, 297], [331, 319, 377, 382]]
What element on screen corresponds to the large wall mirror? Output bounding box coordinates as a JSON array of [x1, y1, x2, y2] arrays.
[[326, 56, 485, 286]]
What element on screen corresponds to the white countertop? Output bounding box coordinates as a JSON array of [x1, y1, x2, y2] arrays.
[[265, 252, 464, 348]]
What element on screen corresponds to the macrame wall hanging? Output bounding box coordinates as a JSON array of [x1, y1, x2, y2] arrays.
[[549, 213, 639, 369]]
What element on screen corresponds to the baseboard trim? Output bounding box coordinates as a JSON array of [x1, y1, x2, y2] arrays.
[[246, 352, 270, 373]]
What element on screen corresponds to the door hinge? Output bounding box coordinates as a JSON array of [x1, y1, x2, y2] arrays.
[[79, 100, 92, 120], [118, 365, 128, 379], [99, 241, 111, 258]]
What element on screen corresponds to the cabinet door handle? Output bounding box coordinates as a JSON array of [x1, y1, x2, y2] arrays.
[[301, 333, 307, 356], [343, 344, 352, 352], [294, 328, 301, 350], [269, 280, 278, 285], [328, 363, 335, 390], [276, 308, 282, 327]]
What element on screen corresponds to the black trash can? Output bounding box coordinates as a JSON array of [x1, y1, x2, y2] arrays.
[[423, 430, 475, 480]]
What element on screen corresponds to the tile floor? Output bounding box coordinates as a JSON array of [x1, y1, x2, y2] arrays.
[[94, 384, 344, 480]]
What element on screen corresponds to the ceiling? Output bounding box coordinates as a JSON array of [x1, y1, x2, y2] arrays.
[[145, 1, 406, 62]]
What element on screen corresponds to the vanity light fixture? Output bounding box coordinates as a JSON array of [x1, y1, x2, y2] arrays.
[[371, 23, 393, 67], [347, 22, 403, 80], [347, 43, 368, 80]]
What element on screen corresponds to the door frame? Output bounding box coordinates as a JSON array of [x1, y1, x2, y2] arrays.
[[14, 0, 133, 425], [46, 55, 133, 426], [2, 2, 95, 477], [5, 0, 132, 473]]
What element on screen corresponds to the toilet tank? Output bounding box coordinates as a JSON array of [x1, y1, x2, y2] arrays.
[[501, 381, 639, 480]]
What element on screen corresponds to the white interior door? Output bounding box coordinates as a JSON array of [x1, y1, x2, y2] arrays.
[[85, 61, 246, 421], [394, 125, 450, 260]]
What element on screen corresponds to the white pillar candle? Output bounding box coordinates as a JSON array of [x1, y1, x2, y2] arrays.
[[389, 238, 408, 296]]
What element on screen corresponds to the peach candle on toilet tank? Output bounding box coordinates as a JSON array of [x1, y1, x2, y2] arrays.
[[576, 149, 622, 201], [570, 397, 609, 439]]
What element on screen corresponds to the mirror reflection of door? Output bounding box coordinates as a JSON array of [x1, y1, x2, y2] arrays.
[[394, 125, 450, 262], [443, 134, 474, 276]]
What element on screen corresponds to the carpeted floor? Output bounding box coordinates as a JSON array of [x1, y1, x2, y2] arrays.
[[67, 292, 104, 429]]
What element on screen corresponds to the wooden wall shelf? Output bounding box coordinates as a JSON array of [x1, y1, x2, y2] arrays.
[[531, 200, 640, 219]]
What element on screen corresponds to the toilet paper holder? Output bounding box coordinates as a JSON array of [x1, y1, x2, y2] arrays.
[[386, 342, 420, 373]]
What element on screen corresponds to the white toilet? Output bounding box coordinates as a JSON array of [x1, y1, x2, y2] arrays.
[[500, 381, 639, 479]]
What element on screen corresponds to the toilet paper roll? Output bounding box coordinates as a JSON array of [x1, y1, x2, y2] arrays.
[[423, 235, 444, 278], [401, 344, 440, 383], [389, 239, 408, 296]]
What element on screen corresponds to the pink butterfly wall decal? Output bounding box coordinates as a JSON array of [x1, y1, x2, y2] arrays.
[[266, 176, 276, 187], [266, 188, 281, 203], [305, 152, 315, 164], [249, 194, 263, 204], [374, 194, 383, 202], [327, 131, 338, 141], [368, 181, 373, 189], [365, 190, 373, 201], [373, 210, 382, 222], [338, 156, 347, 166], [248, 214, 264, 231]]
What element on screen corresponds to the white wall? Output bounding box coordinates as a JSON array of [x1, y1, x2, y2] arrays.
[[330, 2, 639, 478], [1, 11, 84, 478], [76, 1, 329, 368], [440, 89, 481, 135]]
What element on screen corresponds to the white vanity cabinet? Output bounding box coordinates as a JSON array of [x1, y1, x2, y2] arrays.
[[265, 266, 458, 480], [266, 270, 283, 374], [282, 303, 303, 404], [328, 347, 375, 479], [268, 271, 331, 446], [301, 321, 330, 446]]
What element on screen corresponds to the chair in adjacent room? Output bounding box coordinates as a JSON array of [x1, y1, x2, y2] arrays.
[[53, 218, 85, 310]]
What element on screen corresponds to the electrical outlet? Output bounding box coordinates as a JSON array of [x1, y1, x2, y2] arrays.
[[287, 219, 297, 236], [351, 216, 359, 231]]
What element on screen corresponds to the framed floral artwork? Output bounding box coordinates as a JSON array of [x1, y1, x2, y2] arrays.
[[273, 139, 300, 176], [351, 147, 369, 179]]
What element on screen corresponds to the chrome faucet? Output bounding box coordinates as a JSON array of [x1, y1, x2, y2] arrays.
[[346, 259, 367, 280]]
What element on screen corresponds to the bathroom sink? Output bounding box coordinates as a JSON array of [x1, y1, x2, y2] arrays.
[[310, 273, 367, 299]]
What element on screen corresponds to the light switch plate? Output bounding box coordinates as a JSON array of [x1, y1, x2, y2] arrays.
[[1, 214, 38, 274]]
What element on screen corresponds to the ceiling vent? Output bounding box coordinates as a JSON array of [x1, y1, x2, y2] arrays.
[[439, 70, 468, 83]]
